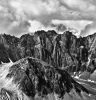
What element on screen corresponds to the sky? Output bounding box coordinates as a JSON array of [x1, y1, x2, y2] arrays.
[[0, 0, 96, 37]]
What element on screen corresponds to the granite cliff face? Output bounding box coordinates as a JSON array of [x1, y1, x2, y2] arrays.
[[0, 31, 96, 79]]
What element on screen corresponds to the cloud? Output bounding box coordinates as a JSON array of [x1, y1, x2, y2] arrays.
[[28, 20, 44, 33], [0, 0, 61, 36], [81, 22, 96, 37], [0, 0, 96, 37], [9, 0, 60, 20], [52, 19, 93, 36], [8, 21, 30, 37], [0, 11, 30, 37], [28, 20, 56, 33], [60, 0, 96, 12]]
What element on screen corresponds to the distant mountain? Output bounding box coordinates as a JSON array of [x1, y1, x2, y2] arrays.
[[50, 23, 79, 37], [68, 27, 78, 34], [51, 23, 67, 33]]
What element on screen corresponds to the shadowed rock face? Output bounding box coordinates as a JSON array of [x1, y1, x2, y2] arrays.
[[0, 31, 96, 74], [0, 31, 96, 99], [0, 57, 92, 100]]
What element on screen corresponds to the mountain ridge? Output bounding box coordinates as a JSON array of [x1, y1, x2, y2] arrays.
[[0, 30, 96, 80], [0, 31, 96, 99], [0, 57, 94, 100]]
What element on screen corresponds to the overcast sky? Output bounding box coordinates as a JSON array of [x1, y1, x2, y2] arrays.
[[0, 0, 96, 37]]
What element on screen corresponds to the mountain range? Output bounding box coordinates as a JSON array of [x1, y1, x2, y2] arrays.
[[0, 30, 96, 99]]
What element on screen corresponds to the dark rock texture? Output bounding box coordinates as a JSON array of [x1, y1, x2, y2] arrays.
[[0, 57, 93, 100], [1, 31, 96, 99], [0, 31, 96, 75]]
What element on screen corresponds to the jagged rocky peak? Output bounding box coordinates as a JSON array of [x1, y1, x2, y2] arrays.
[[0, 34, 19, 45], [0, 57, 93, 100], [0, 31, 87, 67], [50, 23, 67, 33], [0, 30, 96, 79], [34, 30, 57, 41], [56, 24, 66, 32], [1, 31, 96, 99]]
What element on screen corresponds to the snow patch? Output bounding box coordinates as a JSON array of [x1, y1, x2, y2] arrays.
[[74, 75, 79, 79]]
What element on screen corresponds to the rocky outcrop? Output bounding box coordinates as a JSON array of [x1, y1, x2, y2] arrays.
[[0, 57, 94, 100], [0, 31, 96, 75], [1, 30, 96, 99]]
